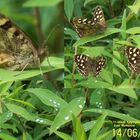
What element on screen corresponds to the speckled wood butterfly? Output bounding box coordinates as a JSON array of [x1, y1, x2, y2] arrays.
[[125, 46, 140, 74], [75, 54, 106, 77], [0, 13, 49, 70], [72, 6, 106, 37]]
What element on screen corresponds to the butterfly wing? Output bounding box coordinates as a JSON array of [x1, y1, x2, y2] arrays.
[[75, 54, 106, 77], [0, 13, 46, 70], [72, 17, 97, 37], [125, 46, 140, 74], [75, 54, 92, 77], [92, 57, 106, 77], [72, 6, 106, 37], [92, 6, 106, 31]]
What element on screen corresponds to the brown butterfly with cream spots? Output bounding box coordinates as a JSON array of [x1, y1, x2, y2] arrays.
[[75, 54, 106, 77], [0, 13, 49, 70], [125, 46, 140, 74], [72, 6, 106, 37]]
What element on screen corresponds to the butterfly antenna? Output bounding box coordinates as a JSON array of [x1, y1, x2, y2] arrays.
[[42, 24, 61, 67], [14, 63, 29, 76], [39, 64, 43, 76]]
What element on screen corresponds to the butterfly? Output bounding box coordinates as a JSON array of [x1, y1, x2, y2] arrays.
[[0, 13, 49, 70], [125, 46, 140, 74], [72, 6, 106, 37], [74, 54, 106, 77]]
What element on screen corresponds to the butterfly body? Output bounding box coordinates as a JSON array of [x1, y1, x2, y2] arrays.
[[75, 54, 106, 77], [125, 46, 140, 74], [72, 6, 106, 37], [0, 13, 48, 70]]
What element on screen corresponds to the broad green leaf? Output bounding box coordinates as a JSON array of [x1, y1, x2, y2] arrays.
[[64, 0, 74, 21], [73, 28, 120, 47], [0, 133, 17, 140], [100, 69, 113, 85], [72, 115, 87, 140], [128, 6, 140, 14], [84, 108, 138, 121], [97, 130, 113, 140], [0, 82, 13, 94], [27, 88, 67, 110], [22, 132, 33, 140], [76, 79, 112, 88], [64, 27, 78, 40], [50, 97, 85, 132], [128, 35, 140, 47], [82, 47, 105, 57], [120, 10, 126, 39], [0, 111, 13, 124], [109, 87, 137, 99], [84, 0, 106, 6], [126, 27, 140, 35], [53, 130, 74, 140], [113, 57, 128, 76], [23, 0, 63, 7], [0, 57, 64, 84], [5, 103, 52, 125], [88, 114, 107, 140]]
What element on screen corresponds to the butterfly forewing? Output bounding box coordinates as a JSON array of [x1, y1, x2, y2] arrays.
[[72, 6, 106, 37], [92, 6, 106, 29], [75, 54, 106, 77], [125, 46, 140, 74], [0, 13, 48, 70]]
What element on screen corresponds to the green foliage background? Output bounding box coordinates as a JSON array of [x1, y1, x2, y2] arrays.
[[1, 0, 140, 140]]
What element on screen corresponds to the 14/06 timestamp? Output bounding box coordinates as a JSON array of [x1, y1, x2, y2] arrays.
[[113, 128, 140, 138]]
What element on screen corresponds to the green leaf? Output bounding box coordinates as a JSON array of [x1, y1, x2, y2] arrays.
[[120, 9, 126, 39], [23, 0, 63, 7], [88, 114, 107, 140], [82, 47, 105, 57], [97, 130, 114, 140], [84, 0, 106, 6], [0, 133, 17, 140], [0, 111, 13, 124], [73, 28, 120, 47], [0, 57, 64, 84], [113, 57, 128, 76], [53, 130, 74, 140], [5, 103, 52, 125], [126, 27, 140, 35], [27, 88, 67, 110], [109, 87, 137, 99], [128, 6, 140, 14], [72, 115, 87, 140], [50, 97, 85, 132], [64, 0, 74, 21], [76, 78, 112, 88], [84, 108, 138, 121]]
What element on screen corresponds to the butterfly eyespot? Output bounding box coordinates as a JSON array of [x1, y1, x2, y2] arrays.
[[77, 19, 82, 23]]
